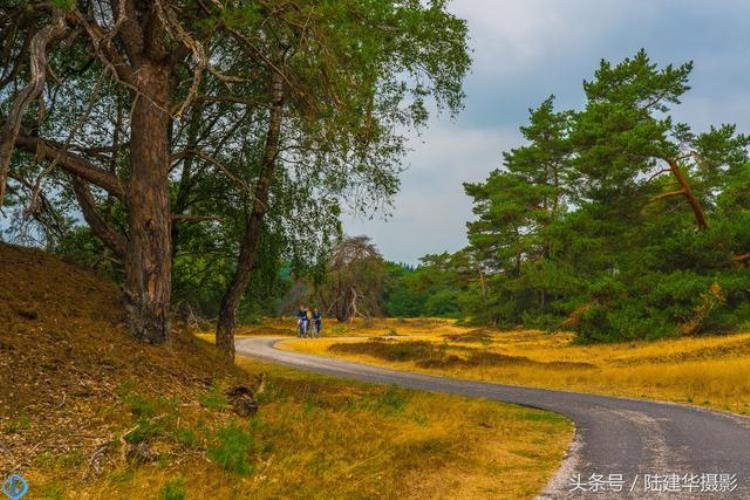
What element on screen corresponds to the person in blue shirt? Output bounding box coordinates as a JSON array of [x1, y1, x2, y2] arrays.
[[296, 305, 309, 338], [311, 308, 322, 337]]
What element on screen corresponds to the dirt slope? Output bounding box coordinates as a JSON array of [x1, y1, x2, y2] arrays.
[[0, 243, 247, 477]]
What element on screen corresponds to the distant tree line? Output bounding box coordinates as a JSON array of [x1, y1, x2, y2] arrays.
[[386, 50, 750, 342]]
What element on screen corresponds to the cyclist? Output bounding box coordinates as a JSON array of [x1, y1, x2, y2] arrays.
[[296, 305, 309, 338], [311, 308, 322, 337]]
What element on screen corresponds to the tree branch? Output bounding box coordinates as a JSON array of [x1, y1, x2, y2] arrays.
[[71, 176, 127, 258], [153, 0, 206, 118], [171, 148, 254, 196], [0, 29, 32, 90], [72, 9, 135, 85], [665, 157, 708, 230], [172, 214, 223, 222], [112, 0, 144, 65], [9, 172, 67, 241], [648, 189, 685, 203], [645, 168, 671, 183], [0, 10, 67, 207], [15, 134, 124, 198]]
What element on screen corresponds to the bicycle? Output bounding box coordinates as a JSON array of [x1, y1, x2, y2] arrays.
[[297, 319, 309, 338]]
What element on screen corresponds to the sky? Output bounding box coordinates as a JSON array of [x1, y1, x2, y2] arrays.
[[342, 0, 750, 264]]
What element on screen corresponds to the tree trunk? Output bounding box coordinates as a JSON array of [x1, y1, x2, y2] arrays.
[[666, 158, 708, 230], [123, 63, 173, 344], [477, 268, 488, 305], [216, 72, 284, 359]]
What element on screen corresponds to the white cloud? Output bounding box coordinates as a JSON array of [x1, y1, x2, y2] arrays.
[[343, 121, 521, 263], [345, 0, 750, 264], [452, 0, 646, 78]]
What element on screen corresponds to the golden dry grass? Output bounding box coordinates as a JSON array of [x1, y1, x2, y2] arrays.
[[51, 360, 572, 500], [277, 318, 750, 415], [2, 244, 571, 499]]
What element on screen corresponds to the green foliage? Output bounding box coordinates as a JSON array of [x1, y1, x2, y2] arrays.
[[376, 385, 409, 414], [428, 50, 750, 342], [124, 394, 157, 419], [2, 0, 470, 335], [172, 428, 199, 449], [208, 423, 255, 475], [383, 254, 467, 318], [345, 384, 410, 415], [124, 420, 163, 445], [52, 227, 122, 284], [50, 0, 74, 10], [121, 393, 181, 444]]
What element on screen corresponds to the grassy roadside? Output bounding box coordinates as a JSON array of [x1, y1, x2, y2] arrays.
[[25, 358, 572, 499], [275, 318, 750, 415]]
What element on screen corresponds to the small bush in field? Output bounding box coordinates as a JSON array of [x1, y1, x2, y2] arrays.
[[124, 394, 157, 418], [329, 340, 440, 362]]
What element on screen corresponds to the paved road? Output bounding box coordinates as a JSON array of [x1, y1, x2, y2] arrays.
[[236, 337, 750, 498]]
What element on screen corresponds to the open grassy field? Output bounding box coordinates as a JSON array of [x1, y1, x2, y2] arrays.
[[272, 317, 750, 415]]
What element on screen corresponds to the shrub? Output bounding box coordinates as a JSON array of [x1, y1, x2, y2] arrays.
[[329, 340, 442, 362], [124, 394, 157, 419], [121, 393, 179, 444]]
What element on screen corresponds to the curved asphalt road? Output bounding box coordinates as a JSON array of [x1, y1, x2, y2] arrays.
[[236, 337, 750, 498]]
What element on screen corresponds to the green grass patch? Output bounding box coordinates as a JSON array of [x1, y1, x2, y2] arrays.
[[208, 422, 255, 475], [172, 427, 200, 448], [4, 414, 31, 433], [199, 382, 229, 410], [160, 477, 187, 500]]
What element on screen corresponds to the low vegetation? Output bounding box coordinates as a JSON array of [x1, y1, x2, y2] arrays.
[[1, 244, 572, 499], [279, 318, 750, 415]]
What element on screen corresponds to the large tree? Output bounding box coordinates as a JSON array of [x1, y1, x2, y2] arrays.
[[318, 236, 386, 322], [0, 0, 469, 349], [463, 97, 574, 325]]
